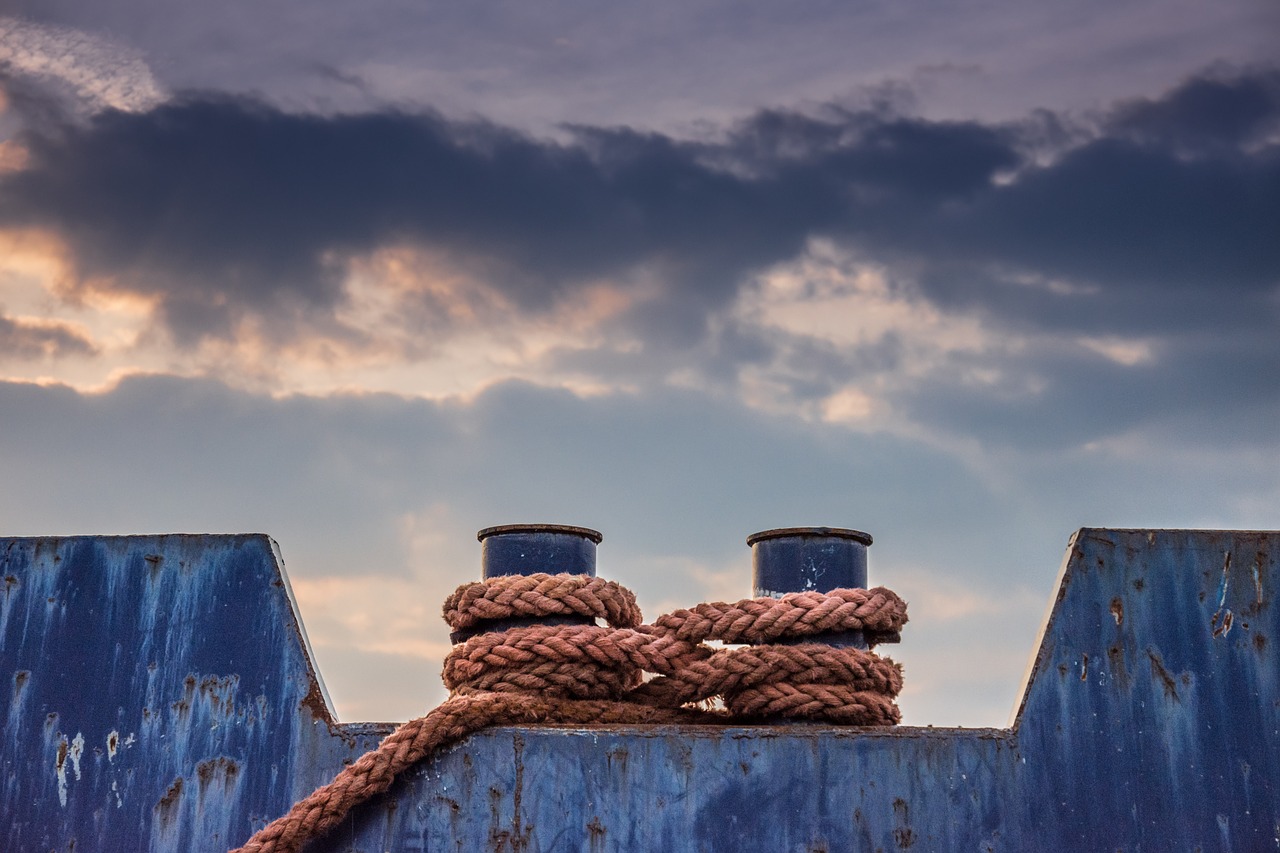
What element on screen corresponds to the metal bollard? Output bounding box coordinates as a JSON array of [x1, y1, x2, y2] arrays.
[[452, 524, 604, 642], [747, 526, 880, 649], [478, 523, 602, 578]]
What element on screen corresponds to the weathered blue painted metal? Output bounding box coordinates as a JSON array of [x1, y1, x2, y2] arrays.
[[749, 526, 872, 598], [2, 529, 1277, 851], [0, 536, 390, 852], [478, 524, 601, 579]]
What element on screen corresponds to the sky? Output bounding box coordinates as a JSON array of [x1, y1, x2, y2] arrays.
[[0, 0, 1277, 727]]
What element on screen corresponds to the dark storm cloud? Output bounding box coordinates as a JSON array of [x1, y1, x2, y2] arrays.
[[3, 66, 1276, 343], [1107, 65, 1280, 153], [0, 71, 80, 131], [1, 67, 1277, 428], [0, 94, 1012, 346], [940, 137, 1280, 296], [898, 69, 1280, 333], [0, 88, 1015, 349], [0, 95, 843, 342]]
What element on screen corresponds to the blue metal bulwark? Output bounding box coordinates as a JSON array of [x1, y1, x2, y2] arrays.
[[2, 529, 1277, 851]]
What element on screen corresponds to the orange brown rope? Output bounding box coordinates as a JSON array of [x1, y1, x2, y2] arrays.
[[230, 573, 907, 853]]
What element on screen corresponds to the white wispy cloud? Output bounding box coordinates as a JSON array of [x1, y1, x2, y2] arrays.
[[0, 16, 164, 113]]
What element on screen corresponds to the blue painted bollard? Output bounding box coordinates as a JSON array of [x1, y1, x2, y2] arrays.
[[747, 526, 881, 648], [478, 523, 602, 578], [452, 523, 604, 642]]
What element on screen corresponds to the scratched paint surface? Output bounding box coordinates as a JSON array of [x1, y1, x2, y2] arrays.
[[1, 529, 1276, 851], [0, 536, 388, 852]]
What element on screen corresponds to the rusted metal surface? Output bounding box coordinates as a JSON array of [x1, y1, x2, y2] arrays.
[[2, 529, 1277, 851]]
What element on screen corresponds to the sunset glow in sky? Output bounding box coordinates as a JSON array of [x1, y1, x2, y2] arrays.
[[1, 0, 1277, 725]]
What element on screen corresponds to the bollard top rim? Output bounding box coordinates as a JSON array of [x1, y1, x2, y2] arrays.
[[746, 526, 873, 547], [477, 523, 604, 544]]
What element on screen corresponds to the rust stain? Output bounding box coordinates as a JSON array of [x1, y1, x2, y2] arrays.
[[488, 786, 502, 850], [1107, 644, 1130, 689], [299, 679, 330, 720], [587, 815, 607, 853], [1080, 653, 1089, 683], [55, 731, 71, 806], [195, 756, 239, 787], [511, 733, 528, 850], [1148, 650, 1180, 702], [1211, 610, 1234, 638], [198, 674, 238, 718], [155, 777, 183, 824], [1211, 552, 1234, 638], [892, 797, 916, 849], [1110, 598, 1124, 626], [605, 746, 629, 773]]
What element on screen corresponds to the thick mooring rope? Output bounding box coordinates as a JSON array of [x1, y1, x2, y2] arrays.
[[231, 574, 907, 853]]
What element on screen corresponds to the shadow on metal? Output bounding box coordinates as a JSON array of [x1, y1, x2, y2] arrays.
[[2, 530, 1276, 851]]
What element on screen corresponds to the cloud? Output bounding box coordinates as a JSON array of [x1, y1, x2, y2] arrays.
[[0, 65, 1276, 456], [0, 90, 1009, 354], [0, 96, 819, 344], [7, 0, 1277, 135], [0, 66, 1272, 336], [0, 311, 98, 358], [1106, 64, 1280, 153], [0, 16, 164, 115]]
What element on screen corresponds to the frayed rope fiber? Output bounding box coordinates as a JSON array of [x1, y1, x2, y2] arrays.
[[231, 573, 908, 853]]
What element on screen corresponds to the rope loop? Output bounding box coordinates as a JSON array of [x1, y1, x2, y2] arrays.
[[653, 586, 908, 644], [232, 571, 908, 853], [443, 573, 642, 630]]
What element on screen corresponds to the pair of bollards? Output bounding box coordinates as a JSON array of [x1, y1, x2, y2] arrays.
[[473, 523, 885, 649]]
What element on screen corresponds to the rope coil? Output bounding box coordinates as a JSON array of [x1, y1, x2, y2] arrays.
[[232, 572, 908, 853]]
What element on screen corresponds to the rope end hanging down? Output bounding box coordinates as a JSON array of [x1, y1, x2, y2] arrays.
[[231, 572, 908, 853]]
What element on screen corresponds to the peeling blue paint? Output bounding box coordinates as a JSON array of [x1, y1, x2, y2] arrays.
[[1, 529, 1277, 851]]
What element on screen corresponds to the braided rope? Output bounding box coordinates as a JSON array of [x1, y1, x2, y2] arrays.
[[231, 573, 907, 853], [444, 574, 642, 630], [654, 587, 908, 643]]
